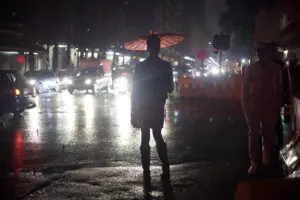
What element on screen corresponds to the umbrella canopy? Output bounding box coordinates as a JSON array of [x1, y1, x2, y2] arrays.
[[124, 31, 184, 51]]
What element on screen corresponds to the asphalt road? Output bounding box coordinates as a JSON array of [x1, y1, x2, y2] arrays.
[[0, 92, 249, 199]]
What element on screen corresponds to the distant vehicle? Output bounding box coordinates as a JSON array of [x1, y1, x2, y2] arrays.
[[173, 65, 193, 78], [56, 69, 73, 91], [0, 70, 36, 116], [112, 64, 132, 92], [24, 70, 60, 93], [68, 66, 110, 94]]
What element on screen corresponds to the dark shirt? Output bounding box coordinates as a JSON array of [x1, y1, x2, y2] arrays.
[[289, 64, 300, 94], [131, 57, 173, 104]]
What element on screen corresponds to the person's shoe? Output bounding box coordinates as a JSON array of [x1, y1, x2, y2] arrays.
[[248, 165, 258, 174], [248, 165, 261, 178], [140, 146, 151, 194], [157, 142, 171, 182], [143, 170, 152, 194], [262, 162, 284, 178]]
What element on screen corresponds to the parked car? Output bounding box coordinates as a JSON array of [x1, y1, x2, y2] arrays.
[[56, 69, 73, 91], [0, 70, 36, 116], [24, 70, 60, 93], [68, 66, 110, 94], [112, 64, 132, 92]]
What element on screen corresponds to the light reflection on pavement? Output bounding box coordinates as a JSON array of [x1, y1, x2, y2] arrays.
[[0, 92, 248, 176]]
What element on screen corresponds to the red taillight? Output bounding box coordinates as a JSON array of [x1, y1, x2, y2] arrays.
[[15, 89, 21, 96], [122, 72, 128, 77]]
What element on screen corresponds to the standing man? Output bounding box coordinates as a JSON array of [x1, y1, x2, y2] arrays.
[[242, 44, 283, 176], [131, 35, 174, 192]]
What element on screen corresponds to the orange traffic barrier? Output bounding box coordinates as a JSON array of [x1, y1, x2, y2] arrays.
[[177, 75, 242, 101]]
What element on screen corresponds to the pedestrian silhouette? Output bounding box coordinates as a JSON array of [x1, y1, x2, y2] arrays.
[[242, 43, 283, 176], [131, 35, 174, 194]]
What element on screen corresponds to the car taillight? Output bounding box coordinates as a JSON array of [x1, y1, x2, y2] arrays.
[[122, 72, 128, 77], [15, 89, 21, 96]]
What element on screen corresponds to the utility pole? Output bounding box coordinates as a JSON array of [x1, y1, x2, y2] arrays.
[[66, 23, 73, 69], [219, 50, 222, 72]]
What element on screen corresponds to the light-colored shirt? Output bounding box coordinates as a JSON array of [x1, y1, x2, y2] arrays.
[[242, 61, 282, 110]]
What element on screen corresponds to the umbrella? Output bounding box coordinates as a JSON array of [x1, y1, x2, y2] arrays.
[[124, 30, 184, 51]]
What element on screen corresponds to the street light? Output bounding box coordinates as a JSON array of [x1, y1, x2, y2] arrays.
[[241, 59, 246, 64]]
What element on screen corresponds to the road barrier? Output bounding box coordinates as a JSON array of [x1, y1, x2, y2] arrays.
[[177, 76, 242, 101]]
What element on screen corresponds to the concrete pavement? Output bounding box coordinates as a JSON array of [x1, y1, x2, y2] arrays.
[[0, 93, 249, 199], [4, 161, 246, 200]]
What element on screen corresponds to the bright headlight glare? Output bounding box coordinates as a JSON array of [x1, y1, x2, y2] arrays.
[[211, 68, 219, 75], [115, 77, 128, 91], [29, 79, 36, 85], [96, 79, 103, 84], [62, 78, 69, 83], [85, 79, 92, 85]]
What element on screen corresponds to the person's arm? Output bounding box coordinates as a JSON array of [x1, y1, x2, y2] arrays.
[[131, 66, 139, 127], [166, 63, 174, 94], [131, 66, 138, 107], [274, 66, 284, 108], [242, 65, 250, 110]]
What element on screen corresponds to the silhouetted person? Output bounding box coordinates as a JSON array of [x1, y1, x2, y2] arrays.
[[131, 35, 173, 193], [242, 44, 283, 176]]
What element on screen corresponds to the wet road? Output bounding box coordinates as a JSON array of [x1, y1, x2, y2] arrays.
[[0, 92, 248, 179]]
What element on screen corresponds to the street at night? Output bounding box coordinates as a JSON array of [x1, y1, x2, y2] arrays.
[[2, 0, 300, 199], [0, 92, 248, 199]]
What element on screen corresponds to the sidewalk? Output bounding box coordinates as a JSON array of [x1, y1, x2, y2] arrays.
[[1, 161, 247, 200]]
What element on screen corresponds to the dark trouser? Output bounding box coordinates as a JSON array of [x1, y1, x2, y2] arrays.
[[140, 128, 170, 179], [276, 114, 284, 152]]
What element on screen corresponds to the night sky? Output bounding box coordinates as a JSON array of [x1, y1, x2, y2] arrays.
[[0, 0, 226, 49]]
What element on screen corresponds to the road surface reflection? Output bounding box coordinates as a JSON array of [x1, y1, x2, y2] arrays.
[[0, 93, 247, 175]]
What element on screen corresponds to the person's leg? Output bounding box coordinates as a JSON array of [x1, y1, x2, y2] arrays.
[[245, 111, 261, 174], [140, 128, 151, 193], [275, 114, 284, 152], [141, 128, 151, 171], [153, 129, 170, 180], [261, 111, 278, 166]]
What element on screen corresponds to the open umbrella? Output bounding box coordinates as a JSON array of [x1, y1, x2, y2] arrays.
[[124, 30, 184, 51]]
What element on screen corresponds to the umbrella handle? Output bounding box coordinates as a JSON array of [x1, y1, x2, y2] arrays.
[[149, 30, 157, 35]]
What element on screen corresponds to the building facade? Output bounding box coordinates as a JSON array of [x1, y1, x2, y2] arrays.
[[254, 0, 300, 57]]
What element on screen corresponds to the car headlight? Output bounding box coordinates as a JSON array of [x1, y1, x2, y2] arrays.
[[62, 78, 73, 85], [62, 78, 69, 83], [211, 68, 220, 75], [84, 79, 92, 85], [96, 79, 103, 84], [29, 79, 36, 85], [115, 77, 128, 91]]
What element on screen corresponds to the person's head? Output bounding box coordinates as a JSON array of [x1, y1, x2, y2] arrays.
[[147, 35, 160, 57], [257, 43, 277, 63]]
